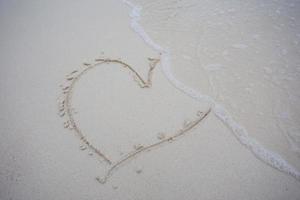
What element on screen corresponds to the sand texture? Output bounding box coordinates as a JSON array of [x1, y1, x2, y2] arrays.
[[1, 0, 300, 199]]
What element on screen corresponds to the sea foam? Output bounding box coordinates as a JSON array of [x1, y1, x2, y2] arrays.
[[122, 0, 300, 181]]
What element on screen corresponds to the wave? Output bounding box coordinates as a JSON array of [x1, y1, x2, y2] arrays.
[[122, 0, 300, 181]]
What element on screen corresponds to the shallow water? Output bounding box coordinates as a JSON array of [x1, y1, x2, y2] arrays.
[[125, 0, 300, 179]]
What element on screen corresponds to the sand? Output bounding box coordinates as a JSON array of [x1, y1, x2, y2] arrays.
[[1, 0, 300, 199]]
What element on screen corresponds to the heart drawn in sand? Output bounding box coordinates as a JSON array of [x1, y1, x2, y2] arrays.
[[58, 57, 211, 183]]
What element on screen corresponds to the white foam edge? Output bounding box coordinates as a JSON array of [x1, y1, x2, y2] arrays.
[[122, 0, 300, 181]]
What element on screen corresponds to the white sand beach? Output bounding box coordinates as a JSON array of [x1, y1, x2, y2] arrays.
[[1, 0, 300, 199]]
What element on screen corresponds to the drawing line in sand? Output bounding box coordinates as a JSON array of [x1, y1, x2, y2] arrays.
[[58, 57, 211, 183]]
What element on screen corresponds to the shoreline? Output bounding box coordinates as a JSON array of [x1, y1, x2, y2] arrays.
[[121, 0, 300, 182]]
